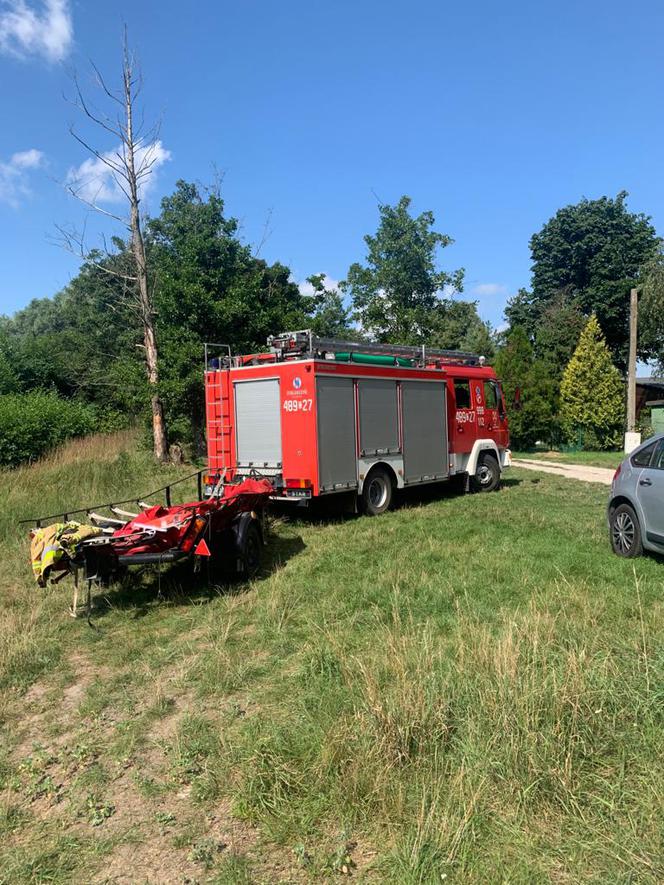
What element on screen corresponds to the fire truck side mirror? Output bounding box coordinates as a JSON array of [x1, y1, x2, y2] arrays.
[[512, 387, 522, 411]]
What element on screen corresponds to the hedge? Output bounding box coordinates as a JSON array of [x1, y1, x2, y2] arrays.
[[0, 391, 96, 468]]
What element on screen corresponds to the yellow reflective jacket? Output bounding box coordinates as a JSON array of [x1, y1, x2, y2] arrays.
[[30, 522, 102, 587]]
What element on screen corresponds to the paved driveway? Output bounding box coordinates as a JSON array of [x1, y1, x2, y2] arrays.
[[512, 458, 615, 486]]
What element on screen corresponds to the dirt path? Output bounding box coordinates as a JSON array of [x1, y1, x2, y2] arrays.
[[512, 458, 615, 486]]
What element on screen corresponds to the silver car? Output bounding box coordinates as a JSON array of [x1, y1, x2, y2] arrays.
[[608, 433, 664, 557]]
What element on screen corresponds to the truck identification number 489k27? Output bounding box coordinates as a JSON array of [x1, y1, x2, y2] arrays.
[[283, 398, 313, 412]]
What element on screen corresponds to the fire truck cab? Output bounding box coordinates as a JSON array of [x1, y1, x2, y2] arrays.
[[204, 331, 510, 514]]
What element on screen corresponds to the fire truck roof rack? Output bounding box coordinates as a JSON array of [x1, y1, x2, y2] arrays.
[[267, 329, 484, 367]]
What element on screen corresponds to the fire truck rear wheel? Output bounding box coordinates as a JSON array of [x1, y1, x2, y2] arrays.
[[361, 467, 394, 516], [471, 453, 500, 493]]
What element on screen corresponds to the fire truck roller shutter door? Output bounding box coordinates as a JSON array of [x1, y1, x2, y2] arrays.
[[316, 377, 358, 491], [358, 379, 399, 456], [402, 381, 448, 482], [234, 378, 282, 467]]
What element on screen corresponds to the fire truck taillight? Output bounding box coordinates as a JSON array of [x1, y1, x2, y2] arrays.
[[284, 478, 312, 498], [203, 474, 217, 497]]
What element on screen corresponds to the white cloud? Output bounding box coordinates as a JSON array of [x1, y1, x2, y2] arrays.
[[0, 0, 72, 62], [298, 274, 340, 296], [469, 282, 509, 297], [10, 147, 43, 168], [0, 147, 45, 206], [66, 140, 171, 206]]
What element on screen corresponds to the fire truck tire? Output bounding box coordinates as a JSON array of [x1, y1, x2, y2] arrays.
[[361, 467, 394, 516], [470, 452, 500, 493]]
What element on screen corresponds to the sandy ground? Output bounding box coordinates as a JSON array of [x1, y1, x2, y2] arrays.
[[512, 458, 615, 486]]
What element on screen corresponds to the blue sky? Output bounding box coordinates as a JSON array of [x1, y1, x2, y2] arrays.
[[1, 0, 663, 331]]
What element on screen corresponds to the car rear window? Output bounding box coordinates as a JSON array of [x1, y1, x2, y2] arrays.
[[631, 441, 657, 468], [653, 441, 664, 470]]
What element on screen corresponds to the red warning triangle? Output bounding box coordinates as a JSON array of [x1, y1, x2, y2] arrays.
[[194, 538, 212, 557]]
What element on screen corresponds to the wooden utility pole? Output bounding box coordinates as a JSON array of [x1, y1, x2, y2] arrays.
[[626, 286, 638, 433]]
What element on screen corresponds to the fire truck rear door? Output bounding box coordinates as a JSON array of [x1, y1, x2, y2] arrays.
[[234, 378, 282, 468], [316, 376, 357, 491]]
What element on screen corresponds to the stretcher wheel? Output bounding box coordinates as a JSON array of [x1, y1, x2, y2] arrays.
[[238, 521, 262, 578], [212, 512, 263, 580]]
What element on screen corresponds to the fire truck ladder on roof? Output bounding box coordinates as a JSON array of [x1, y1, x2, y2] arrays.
[[267, 330, 485, 367]]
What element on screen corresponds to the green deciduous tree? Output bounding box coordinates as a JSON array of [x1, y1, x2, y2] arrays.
[[1, 251, 143, 422], [560, 315, 624, 450], [534, 290, 587, 379], [504, 288, 538, 340], [529, 192, 658, 366], [5, 178, 338, 456], [430, 299, 495, 358], [306, 274, 357, 339], [149, 181, 312, 449], [343, 196, 464, 344], [494, 327, 557, 448], [0, 324, 20, 395], [638, 245, 664, 371]]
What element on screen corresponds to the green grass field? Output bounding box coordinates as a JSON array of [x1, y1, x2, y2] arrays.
[[1, 433, 663, 883], [512, 449, 623, 470]]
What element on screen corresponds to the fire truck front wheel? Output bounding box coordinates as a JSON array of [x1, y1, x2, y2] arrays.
[[471, 452, 500, 493], [361, 467, 394, 516]]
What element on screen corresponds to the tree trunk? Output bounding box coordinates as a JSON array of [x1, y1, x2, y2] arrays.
[[144, 320, 169, 462], [123, 50, 169, 462]]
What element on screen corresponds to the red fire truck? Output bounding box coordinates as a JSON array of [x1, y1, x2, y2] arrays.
[[204, 331, 510, 514]]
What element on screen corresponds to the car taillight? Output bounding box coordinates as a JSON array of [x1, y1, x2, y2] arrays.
[[612, 463, 622, 484]]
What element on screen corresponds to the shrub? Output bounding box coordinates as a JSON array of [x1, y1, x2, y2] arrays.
[[0, 391, 96, 467]]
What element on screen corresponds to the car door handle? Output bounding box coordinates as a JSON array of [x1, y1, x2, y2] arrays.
[[640, 478, 652, 486]]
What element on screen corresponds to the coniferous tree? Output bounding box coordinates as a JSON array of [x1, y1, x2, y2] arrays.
[[560, 315, 624, 449], [494, 327, 557, 448]]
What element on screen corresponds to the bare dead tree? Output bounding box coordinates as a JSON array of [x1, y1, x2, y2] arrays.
[[64, 30, 169, 462]]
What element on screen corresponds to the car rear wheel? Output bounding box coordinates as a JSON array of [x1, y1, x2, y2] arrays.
[[361, 467, 393, 516], [610, 503, 643, 558], [470, 453, 500, 493]]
